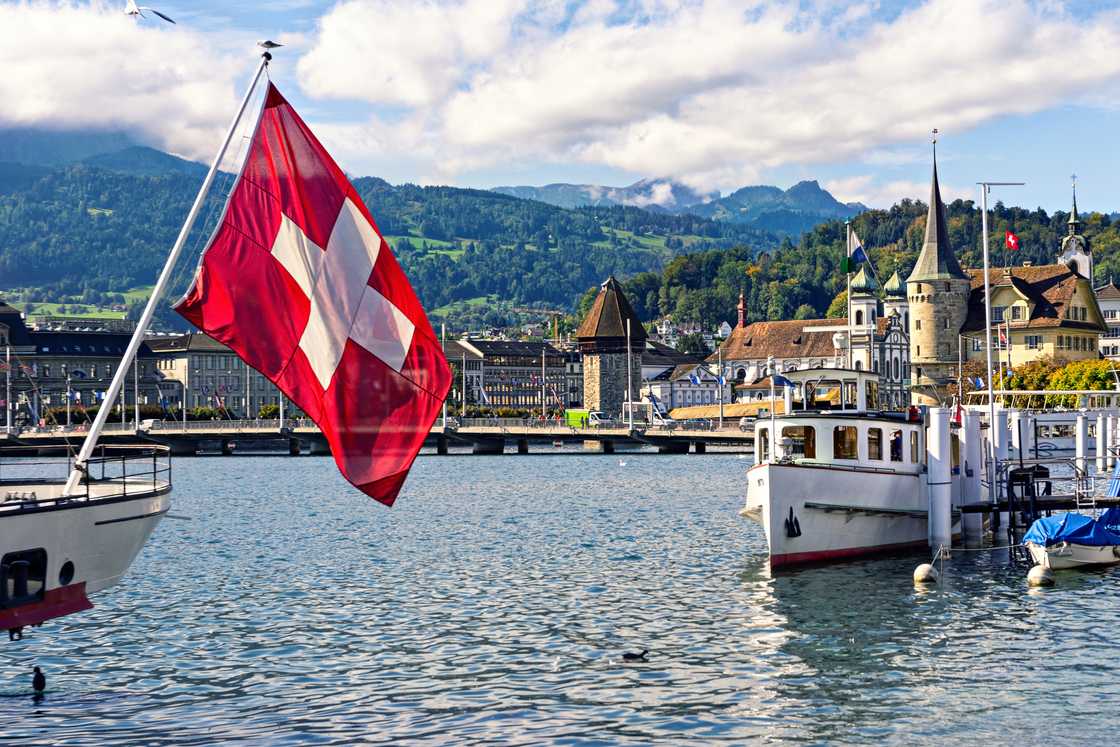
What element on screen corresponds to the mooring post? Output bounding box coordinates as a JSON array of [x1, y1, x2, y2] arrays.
[[1075, 412, 1088, 477], [960, 408, 983, 541], [927, 406, 952, 552], [1097, 412, 1107, 474], [993, 408, 1010, 528]]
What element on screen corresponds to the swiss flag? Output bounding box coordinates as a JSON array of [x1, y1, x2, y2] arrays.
[[1005, 230, 1020, 250], [176, 84, 451, 505]]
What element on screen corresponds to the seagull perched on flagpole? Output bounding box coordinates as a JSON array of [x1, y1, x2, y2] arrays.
[[125, 0, 175, 24]]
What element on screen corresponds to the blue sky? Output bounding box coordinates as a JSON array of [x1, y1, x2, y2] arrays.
[[2, 1, 1118, 211]]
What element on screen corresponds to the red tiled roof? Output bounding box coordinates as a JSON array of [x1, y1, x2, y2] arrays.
[[707, 318, 845, 362], [963, 265, 1106, 333]]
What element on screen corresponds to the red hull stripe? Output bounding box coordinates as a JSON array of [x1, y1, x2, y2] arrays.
[[0, 582, 92, 629], [771, 540, 928, 568]]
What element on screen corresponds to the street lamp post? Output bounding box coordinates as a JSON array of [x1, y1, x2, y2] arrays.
[[978, 180, 1025, 504]]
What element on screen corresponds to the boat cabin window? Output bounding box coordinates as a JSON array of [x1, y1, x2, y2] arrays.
[[782, 426, 816, 459], [867, 428, 883, 460], [811, 380, 841, 410], [759, 426, 770, 462], [866, 381, 878, 409], [910, 431, 919, 463], [833, 426, 858, 460], [889, 429, 903, 462], [844, 382, 857, 409]]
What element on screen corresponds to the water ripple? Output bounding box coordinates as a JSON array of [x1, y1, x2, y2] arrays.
[[2, 453, 1118, 744]]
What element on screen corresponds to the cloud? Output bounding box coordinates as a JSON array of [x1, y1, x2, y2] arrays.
[[296, 0, 1120, 190], [0, 1, 247, 160], [825, 174, 973, 208]]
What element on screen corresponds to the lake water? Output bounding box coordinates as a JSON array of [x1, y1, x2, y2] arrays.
[[3, 451, 1119, 745]]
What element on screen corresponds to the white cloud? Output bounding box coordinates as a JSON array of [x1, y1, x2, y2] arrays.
[[825, 174, 972, 208], [0, 1, 247, 161], [296, 0, 1120, 190]]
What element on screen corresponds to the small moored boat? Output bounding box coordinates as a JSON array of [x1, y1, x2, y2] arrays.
[[1023, 509, 1120, 570]]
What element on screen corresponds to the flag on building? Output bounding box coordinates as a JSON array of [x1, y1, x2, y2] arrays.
[[1005, 230, 1020, 250], [840, 230, 870, 273], [175, 84, 451, 506]]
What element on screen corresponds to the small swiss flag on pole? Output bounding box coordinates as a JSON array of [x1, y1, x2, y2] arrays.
[[1005, 230, 1020, 250], [176, 84, 451, 505]]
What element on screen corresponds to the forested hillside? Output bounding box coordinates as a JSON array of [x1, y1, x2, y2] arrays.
[[612, 198, 1120, 330], [0, 159, 775, 329]]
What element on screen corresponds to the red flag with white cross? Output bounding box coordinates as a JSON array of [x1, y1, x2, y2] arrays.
[[176, 84, 451, 505], [1005, 230, 1020, 250]]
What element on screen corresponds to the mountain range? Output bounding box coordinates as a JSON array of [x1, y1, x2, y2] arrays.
[[494, 178, 865, 235]]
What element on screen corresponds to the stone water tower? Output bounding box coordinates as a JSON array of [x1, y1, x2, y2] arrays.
[[576, 276, 646, 417]]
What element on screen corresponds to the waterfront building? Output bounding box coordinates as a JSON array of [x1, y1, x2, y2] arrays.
[[960, 263, 1106, 369], [956, 188, 1105, 376], [642, 363, 724, 410], [1, 299, 160, 425], [442, 338, 568, 410], [710, 289, 911, 409], [147, 333, 291, 417], [1095, 279, 1120, 358], [577, 276, 646, 418]]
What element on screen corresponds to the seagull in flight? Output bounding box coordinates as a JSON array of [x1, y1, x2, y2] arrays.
[[125, 0, 175, 24]]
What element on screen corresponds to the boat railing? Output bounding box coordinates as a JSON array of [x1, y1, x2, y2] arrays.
[[0, 444, 171, 507]]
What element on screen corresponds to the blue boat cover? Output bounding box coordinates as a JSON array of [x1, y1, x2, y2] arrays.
[[1023, 512, 1120, 547], [1100, 508, 1120, 535]]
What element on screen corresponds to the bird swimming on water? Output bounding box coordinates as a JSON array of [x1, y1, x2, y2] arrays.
[[32, 666, 46, 693], [622, 649, 648, 662]]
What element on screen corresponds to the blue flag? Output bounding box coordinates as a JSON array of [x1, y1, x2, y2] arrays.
[[689, 372, 701, 385], [772, 374, 795, 388], [850, 244, 869, 264]]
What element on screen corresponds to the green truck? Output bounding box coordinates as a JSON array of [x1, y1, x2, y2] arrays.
[[564, 409, 608, 427]]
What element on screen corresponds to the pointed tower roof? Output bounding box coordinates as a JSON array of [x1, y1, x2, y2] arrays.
[[850, 265, 878, 295], [1068, 182, 1082, 234], [907, 157, 967, 283], [576, 276, 647, 349], [883, 270, 905, 297]]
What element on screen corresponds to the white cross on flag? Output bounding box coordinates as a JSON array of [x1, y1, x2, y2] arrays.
[[177, 84, 451, 505]]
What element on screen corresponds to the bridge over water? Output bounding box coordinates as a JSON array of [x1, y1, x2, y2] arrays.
[[2, 418, 754, 456]]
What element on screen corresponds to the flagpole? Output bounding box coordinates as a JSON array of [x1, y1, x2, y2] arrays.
[[540, 345, 546, 422], [626, 318, 634, 430], [134, 356, 140, 430], [66, 372, 71, 428], [62, 52, 271, 496], [4, 345, 10, 432], [718, 346, 724, 429], [441, 323, 447, 427], [461, 352, 467, 417], [845, 221, 853, 370], [768, 355, 776, 462], [977, 179, 1025, 505]]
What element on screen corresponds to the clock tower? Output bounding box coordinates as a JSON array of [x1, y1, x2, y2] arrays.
[[1058, 178, 1092, 280]]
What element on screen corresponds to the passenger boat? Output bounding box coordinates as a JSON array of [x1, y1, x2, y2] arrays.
[[740, 368, 948, 568], [1, 445, 171, 638], [1023, 509, 1120, 570]]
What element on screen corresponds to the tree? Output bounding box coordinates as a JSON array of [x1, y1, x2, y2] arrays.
[[793, 303, 816, 320], [258, 403, 280, 419], [676, 332, 710, 355], [826, 291, 847, 319]]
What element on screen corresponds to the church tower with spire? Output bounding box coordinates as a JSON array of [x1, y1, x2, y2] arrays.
[[1058, 178, 1092, 280], [906, 151, 971, 405]]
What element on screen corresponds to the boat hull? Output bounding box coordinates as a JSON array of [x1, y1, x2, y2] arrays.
[[748, 462, 930, 568], [1, 485, 170, 629], [1026, 541, 1120, 570]]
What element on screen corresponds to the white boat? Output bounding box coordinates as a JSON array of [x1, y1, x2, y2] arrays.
[[1023, 509, 1120, 570], [740, 368, 951, 568], [1, 446, 171, 637]]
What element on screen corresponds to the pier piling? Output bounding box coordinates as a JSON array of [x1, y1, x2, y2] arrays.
[[927, 407, 952, 550]]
